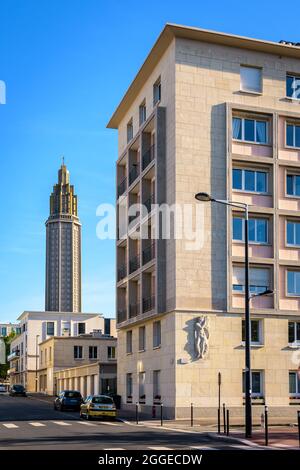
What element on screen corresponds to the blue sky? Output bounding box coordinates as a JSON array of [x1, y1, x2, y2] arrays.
[[0, 0, 299, 322]]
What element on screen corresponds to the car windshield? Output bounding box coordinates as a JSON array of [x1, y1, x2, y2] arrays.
[[14, 385, 24, 391], [92, 396, 113, 404], [64, 391, 81, 398]]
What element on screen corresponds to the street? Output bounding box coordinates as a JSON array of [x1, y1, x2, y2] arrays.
[[0, 394, 252, 450]]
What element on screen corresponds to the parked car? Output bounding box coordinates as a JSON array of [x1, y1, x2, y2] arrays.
[[80, 395, 117, 420], [0, 384, 7, 393], [54, 390, 83, 411], [9, 384, 27, 397]]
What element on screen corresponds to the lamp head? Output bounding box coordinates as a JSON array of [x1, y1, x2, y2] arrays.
[[195, 192, 213, 202]]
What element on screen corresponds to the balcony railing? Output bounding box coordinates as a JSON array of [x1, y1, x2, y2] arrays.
[[117, 263, 127, 281], [129, 302, 140, 318], [117, 177, 127, 198], [142, 144, 155, 170], [117, 309, 127, 323], [143, 194, 155, 214], [7, 350, 20, 362], [142, 295, 155, 313], [129, 164, 139, 185], [129, 254, 140, 274], [142, 242, 155, 265]]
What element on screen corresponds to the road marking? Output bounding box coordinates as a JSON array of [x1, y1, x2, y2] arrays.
[[51, 421, 72, 426], [104, 448, 125, 450], [3, 423, 18, 429], [76, 421, 96, 426], [29, 422, 46, 427], [190, 445, 219, 451], [98, 421, 122, 426], [148, 446, 172, 450]]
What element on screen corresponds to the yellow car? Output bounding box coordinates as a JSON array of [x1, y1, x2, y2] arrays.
[[80, 394, 117, 420]]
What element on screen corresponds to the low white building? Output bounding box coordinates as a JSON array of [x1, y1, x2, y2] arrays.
[[8, 310, 116, 391]]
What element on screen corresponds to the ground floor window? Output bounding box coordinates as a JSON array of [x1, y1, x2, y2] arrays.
[[288, 321, 300, 344], [289, 372, 300, 397], [243, 370, 263, 397], [139, 371, 146, 403], [153, 370, 161, 403], [101, 377, 117, 395], [126, 373, 133, 403], [242, 319, 263, 344]]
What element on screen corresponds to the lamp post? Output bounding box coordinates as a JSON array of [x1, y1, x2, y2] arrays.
[[35, 334, 40, 393], [195, 192, 273, 438]]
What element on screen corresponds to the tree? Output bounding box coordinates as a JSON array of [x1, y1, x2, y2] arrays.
[[0, 331, 16, 380]]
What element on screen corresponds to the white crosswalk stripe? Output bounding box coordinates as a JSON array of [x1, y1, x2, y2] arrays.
[[29, 422, 46, 427], [104, 448, 125, 450], [98, 421, 122, 426], [76, 421, 96, 426], [148, 446, 172, 450], [190, 445, 220, 450], [2, 423, 18, 429], [51, 421, 71, 426]]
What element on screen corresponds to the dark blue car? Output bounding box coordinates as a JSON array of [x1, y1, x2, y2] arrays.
[[54, 390, 83, 411]]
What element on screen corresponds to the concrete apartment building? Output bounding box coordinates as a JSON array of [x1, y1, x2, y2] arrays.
[[38, 333, 117, 396], [9, 311, 115, 391], [108, 24, 300, 418]]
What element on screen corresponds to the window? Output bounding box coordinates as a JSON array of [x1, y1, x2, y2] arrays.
[[139, 101, 146, 125], [287, 220, 300, 246], [240, 66, 262, 94], [286, 74, 300, 99], [46, 322, 55, 336], [139, 326, 146, 351], [288, 321, 300, 344], [139, 371, 146, 402], [126, 330, 133, 354], [74, 345, 83, 359], [232, 168, 267, 193], [243, 371, 263, 397], [153, 321, 161, 348], [233, 217, 268, 243], [153, 78, 161, 105], [1, 327, 7, 336], [78, 323, 86, 335], [232, 117, 268, 144], [153, 370, 161, 401], [233, 266, 270, 294], [242, 320, 263, 344], [127, 119, 133, 143], [89, 346, 97, 359], [286, 123, 300, 148], [289, 372, 300, 396], [287, 270, 300, 296], [126, 373, 133, 401], [287, 174, 300, 197], [108, 346, 116, 359]]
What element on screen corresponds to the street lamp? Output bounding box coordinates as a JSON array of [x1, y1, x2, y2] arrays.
[[195, 192, 273, 438], [35, 334, 40, 393]]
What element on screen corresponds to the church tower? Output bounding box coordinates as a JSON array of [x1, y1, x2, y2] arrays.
[[45, 161, 81, 312]]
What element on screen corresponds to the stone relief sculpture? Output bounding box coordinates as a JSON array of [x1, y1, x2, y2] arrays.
[[194, 316, 209, 359]]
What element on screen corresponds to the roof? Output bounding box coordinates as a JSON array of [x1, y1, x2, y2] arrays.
[[107, 23, 300, 129], [17, 311, 104, 321]]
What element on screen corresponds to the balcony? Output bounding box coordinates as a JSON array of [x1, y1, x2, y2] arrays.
[[117, 263, 127, 281], [117, 309, 127, 323], [117, 177, 127, 198], [129, 302, 140, 318], [7, 350, 20, 362], [129, 164, 139, 186], [129, 254, 140, 274], [142, 242, 155, 265], [142, 145, 155, 170], [143, 194, 155, 214], [142, 295, 155, 313]]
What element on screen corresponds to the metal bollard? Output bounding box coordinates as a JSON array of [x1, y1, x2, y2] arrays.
[[223, 403, 226, 434], [226, 409, 230, 436], [297, 410, 300, 448], [191, 403, 194, 427], [264, 406, 269, 446], [160, 404, 163, 426], [136, 402, 139, 425]]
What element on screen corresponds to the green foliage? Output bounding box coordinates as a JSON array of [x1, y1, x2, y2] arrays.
[[0, 330, 17, 380]]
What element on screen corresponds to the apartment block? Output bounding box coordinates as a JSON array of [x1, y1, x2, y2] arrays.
[[108, 24, 300, 418]]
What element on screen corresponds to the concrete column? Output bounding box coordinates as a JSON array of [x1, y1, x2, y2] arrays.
[[94, 375, 100, 395], [80, 376, 85, 397], [86, 376, 92, 396]]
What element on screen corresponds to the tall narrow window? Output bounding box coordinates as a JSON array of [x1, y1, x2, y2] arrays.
[[243, 371, 263, 396], [153, 78, 161, 105], [127, 119, 133, 143], [78, 323, 86, 335], [287, 220, 300, 246], [74, 346, 83, 359], [126, 373, 133, 402], [139, 371, 146, 402], [126, 330, 133, 354], [287, 271, 300, 296], [139, 326, 146, 351], [153, 370, 161, 401], [139, 101, 146, 125], [153, 321, 161, 348], [46, 322, 55, 336], [286, 123, 300, 148], [242, 320, 263, 344], [240, 66, 262, 94]]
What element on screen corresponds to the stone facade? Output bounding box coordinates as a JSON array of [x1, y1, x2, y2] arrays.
[[109, 24, 300, 419]]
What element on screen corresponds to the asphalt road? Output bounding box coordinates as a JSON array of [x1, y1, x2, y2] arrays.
[[0, 394, 252, 450]]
